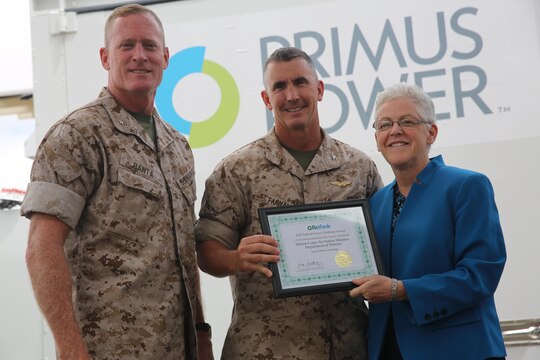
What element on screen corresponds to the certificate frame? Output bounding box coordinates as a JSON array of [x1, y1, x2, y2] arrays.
[[259, 199, 384, 298]]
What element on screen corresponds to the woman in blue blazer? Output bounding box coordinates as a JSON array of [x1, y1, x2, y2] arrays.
[[350, 83, 506, 359]]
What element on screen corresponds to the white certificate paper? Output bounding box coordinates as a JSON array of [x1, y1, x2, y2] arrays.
[[259, 199, 382, 297]]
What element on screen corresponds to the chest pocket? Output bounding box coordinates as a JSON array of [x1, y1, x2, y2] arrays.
[[118, 167, 164, 200], [100, 161, 166, 244]]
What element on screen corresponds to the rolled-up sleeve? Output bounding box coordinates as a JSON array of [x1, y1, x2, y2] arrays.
[[20, 121, 100, 229], [194, 163, 245, 249], [21, 181, 85, 229]]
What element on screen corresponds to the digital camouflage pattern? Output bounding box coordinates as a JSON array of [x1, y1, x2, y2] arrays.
[[195, 129, 383, 359], [21, 88, 200, 359]]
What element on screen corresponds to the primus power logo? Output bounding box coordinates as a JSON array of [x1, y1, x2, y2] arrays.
[[260, 7, 491, 132], [156, 46, 239, 148]]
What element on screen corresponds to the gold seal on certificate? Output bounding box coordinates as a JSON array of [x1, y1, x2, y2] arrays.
[[335, 250, 352, 268], [259, 199, 384, 298]]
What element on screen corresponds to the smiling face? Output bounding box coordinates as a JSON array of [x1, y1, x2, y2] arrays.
[[261, 57, 324, 149], [375, 96, 438, 175], [99, 12, 169, 113]]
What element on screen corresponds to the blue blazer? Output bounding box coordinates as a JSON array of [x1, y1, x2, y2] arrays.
[[367, 155, 506, 359]]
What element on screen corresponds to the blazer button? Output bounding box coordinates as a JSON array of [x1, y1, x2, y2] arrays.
[[424, 314, 432, 321], [441, 308, 448, 316]]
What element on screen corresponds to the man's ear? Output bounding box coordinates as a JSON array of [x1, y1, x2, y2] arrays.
[[163, 47, 170, 69], [317, 80, 324, 101], [99, 47, 110, 70], [261, 90, 272, 110]]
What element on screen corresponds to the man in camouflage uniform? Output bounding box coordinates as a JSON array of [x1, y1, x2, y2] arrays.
[[195, 47, 383, 359], [21, 4, 212, 360]]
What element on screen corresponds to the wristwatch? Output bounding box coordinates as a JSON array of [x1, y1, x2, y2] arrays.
[[196, 322, 212, 338]]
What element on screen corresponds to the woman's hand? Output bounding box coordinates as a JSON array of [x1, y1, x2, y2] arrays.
[[350, 275, 406, 303]]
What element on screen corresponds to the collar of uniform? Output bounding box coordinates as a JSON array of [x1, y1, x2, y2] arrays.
[[98, 87, 156, 151], [308, 129, 346, 174], [263, 128, 303, 178], [263, 128, 345, 176], [153, 114, 175, 152]]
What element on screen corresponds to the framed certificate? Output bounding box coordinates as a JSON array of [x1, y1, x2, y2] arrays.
[[259, 199, 384, 298]]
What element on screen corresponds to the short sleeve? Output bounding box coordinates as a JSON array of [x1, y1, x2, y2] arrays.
[[194, 163, 246, 249], [20, 122, 101, 229]]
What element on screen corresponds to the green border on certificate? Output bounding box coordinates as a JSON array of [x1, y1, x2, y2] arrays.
[[259, 199, 384, 298]]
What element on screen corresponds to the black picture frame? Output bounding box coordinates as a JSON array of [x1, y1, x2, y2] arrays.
[[259, 199, 384, 298]]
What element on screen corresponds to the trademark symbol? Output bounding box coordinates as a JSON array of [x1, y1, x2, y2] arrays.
[[498, 106, 511, 113]]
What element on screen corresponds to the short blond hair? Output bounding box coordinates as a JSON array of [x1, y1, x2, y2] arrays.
[[104, 4, 165, 48]]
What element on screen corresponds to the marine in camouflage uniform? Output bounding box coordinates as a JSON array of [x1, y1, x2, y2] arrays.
[[21, 88, 200, 359], [195, 128, 383, 359]]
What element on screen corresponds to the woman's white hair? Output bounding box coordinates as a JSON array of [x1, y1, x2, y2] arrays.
[[374, 83, 436, 124]]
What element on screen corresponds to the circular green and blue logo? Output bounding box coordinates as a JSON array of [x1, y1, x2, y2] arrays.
[[156, 46, 239, 148]]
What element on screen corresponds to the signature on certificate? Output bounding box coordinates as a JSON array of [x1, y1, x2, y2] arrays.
[[295, 259, 325, 272]]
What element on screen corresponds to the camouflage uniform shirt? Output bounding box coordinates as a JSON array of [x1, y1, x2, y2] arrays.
[[21, 88, 200, 359], [195, 129, 383, 359]]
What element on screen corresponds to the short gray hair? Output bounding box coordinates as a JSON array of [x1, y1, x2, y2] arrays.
[[263, 47, 317, 81], [375, 83, 435, 124]]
